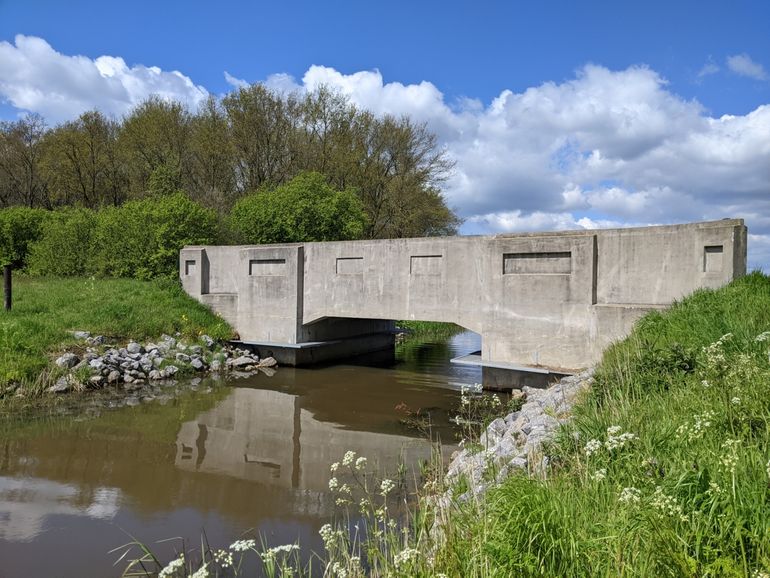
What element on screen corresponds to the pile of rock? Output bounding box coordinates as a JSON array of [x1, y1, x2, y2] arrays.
[[49, 332, 276, 394], [445, 369, 594, 498]]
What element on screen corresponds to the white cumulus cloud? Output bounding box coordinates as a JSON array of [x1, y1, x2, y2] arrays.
[[0, 35, 208, 122]]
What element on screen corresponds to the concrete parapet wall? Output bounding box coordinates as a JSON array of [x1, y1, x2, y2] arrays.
[[181, 219, 746, 371]]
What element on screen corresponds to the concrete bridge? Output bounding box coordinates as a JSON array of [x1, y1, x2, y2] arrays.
[[180, 219, 746, 376]]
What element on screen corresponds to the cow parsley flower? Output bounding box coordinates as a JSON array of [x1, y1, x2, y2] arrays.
[[584, 438, 602, 456], [342, 451, 356, 466], [619, 486, 641, 505], [229, 539, 256, 552], [158, 556, 185, 578]]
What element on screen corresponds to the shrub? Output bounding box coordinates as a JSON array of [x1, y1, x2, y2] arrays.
[[0, 206, 49, 268], [27, 208, 98, 276], [229, 171, 367, 244], [92, 192, 219, 280]]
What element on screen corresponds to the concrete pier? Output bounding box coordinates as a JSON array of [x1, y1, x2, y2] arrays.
[[181, 219, 746, 373]]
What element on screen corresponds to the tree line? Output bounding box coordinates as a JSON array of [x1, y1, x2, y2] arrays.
[[0, 85, 460, 240]]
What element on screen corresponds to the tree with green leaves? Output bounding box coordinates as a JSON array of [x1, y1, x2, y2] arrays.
[[40, 110, 126, 207], [0, 206, 49, 268], [229, 171, 366, 244], [118, 96, 191, 198]]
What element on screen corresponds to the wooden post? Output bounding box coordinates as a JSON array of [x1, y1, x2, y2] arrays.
[[3, 265, 10, 311]]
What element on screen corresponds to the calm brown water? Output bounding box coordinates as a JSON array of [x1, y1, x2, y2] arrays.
[[0, 331, 481, 578]]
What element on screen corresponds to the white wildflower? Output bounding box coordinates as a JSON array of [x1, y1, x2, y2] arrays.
[[591, 468, 607, 481], [158, 555, 185, 578], [731, 396, 741, 405], [342, 450, 356, 466], [720, 439, 740, 474], [262, 544, 300, 562], [393, 547, 420, 568], [754, 331, 770, 342], [213, 549, 233, 568], [330, 462, 339, 473], [584, 438, 602, 456], [339, 483, 351, 495], [605, 430, 637, 451], [229, 539, 256, 552], [190, 563, 209, 578], [355, 456, 367, 470], [676, 411, 715, 442], [607, 425, 622, 436], [619, 486, 641, 505], [328, 477, 339, 491], [331, 562, 348, 578], [380, 478, 396, 495], [707, 481, 724, 496], [319, 524, 335, 548], [650, 486, 687, 521], [766, 459, 770, 480], [701, 379, 711, 388]]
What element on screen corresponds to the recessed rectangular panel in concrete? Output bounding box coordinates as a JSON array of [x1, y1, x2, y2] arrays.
[[410, 255, 443, 275], [703, 245, 724, 273], [184, 260, 196, 276], [249, 259, 287, 276], [336, 257, 364, 275], [503, 251, 572, 274]]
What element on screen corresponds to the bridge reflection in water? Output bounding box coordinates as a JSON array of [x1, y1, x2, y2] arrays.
[[175, 386, 445, 515]]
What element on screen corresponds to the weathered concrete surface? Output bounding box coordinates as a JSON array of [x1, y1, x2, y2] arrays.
[[181, 219, 746, 370]]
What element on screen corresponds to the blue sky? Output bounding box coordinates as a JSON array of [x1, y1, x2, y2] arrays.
[[1, 0, 769, 268]]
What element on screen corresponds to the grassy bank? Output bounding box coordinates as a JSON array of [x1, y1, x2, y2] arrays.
[[0, 276, 233, 395], [396, 320, 465, 340], [421, 272, 770, 577]]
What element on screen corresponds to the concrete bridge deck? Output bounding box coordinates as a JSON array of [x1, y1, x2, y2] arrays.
[[180, 219, 746, 374]]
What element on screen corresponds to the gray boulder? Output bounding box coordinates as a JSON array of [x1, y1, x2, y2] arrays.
[[126, 341, 143, 354], [55, 353, 79, 369], [48, 376, 73, 394], [162, 365, 179, 378], [228, 355, 256, 368], [258, 357, 277, 368]]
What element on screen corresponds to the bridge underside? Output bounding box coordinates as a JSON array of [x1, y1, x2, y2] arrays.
[[180, 220, 746, 380]]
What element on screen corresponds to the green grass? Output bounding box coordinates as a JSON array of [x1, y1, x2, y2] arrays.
[[0, 275, 233, 394], [396, 320, 465, 340]]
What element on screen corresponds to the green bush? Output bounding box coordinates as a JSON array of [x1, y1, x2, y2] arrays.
[[92, 192, 220, 280], [27, 208, 98, 276], [229, 171, 367, 244], [0, 206, 49, 268]]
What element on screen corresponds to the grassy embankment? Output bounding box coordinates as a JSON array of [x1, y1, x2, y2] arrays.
[[0, 276, 233, 399], [418, 271, 770, 577]]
